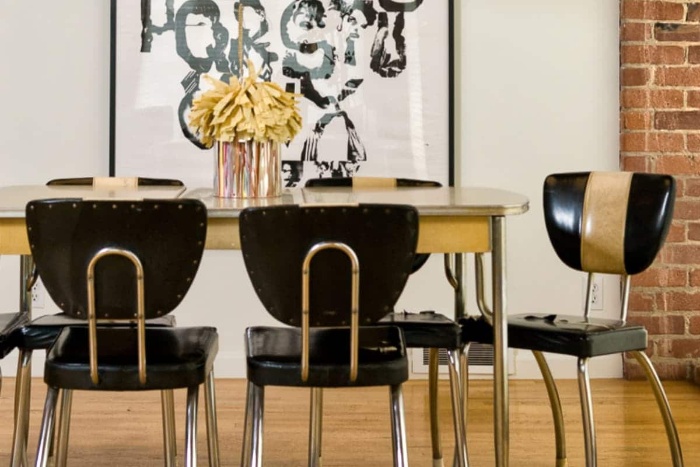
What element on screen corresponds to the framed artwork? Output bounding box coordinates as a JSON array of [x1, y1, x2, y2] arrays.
[[110, 0, 454, 188]]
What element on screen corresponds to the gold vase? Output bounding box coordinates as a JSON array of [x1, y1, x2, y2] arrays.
[[214, 139, 282, 198]]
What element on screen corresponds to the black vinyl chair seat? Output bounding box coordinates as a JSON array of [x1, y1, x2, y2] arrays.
[[246, 326, 407, 388], [461, 314, 647, 359], [45, 326, 218, 391], [0, 312, 29, 359], [380, 310, 462, 350], [16, 314, 177, 350]]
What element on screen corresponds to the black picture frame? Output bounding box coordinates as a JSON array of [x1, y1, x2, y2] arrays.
[[110, 0, 455, 187]]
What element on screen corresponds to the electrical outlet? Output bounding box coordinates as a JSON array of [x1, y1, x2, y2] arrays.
[[31, 280, 45, 309], [583, 276, 604, 311]]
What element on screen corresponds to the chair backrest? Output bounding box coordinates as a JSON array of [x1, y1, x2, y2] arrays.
[[26, 199, 207, 320], [305, 177, 442, 189], [240, 204, 419, 327], [543, 171, 675, 275], [46, 177, 184, 187], [304, 177, 439, 273]]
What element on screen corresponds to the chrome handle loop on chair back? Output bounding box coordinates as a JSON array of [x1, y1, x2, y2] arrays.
[[87, 247, 147, 385], [301, 241, 360, 383]]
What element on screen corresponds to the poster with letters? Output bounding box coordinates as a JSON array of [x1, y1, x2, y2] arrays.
[[111, 0, 453, 188]]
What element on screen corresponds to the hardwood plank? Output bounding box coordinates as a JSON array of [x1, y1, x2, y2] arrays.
[[0, 378, 698, 466]]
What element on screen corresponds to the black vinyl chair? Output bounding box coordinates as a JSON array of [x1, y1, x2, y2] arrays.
[[11, 177, 184, 466], [462, 171, 683, 466], [0, 312, 30, 394], [304, 176, 467, 466], [239, 204, 418, 466], [25, 198, 219, 467]]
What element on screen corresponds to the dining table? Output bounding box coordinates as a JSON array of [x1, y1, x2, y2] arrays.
[[0, 183, 529, 467]]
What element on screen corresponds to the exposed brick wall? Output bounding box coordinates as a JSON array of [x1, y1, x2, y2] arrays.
[[621, 1, 700, 382]]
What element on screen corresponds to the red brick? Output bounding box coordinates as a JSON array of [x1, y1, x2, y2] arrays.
[[671, 338, 700, 358], [688, 90, 700, 108], [621, 154, 649, 172], [691, 268, 700, 286], [656, 155, 700, 174], [623, 2, 686, 21], [655, 23, 700, 42], [689, 315, 700, 334], [633, 267, 687, 287], [621, 22, 652, 42], [690, 4, 700, 22], [655, 67, 700, 86], [622, 111, 652, 130], [621, 132, 685, 152], [667, 291, 700, 311], [628, 314, 686, 334], [673, 199, 700, 219], [621, 88, 684, 108], [655, 111, 700, 130], [689, 222, 700, 240], [688, 134, 700, 152], [665, 222, 687, 243], [629, 290, 662, 312], [686, 178, 700, 196], [690, 46, 700, 64], [654, 337, 674, 357], [667, 244, 700, 264], [675, 177, 687, 196], [621, 67, 651, 86], [622, 45, 686, 64]]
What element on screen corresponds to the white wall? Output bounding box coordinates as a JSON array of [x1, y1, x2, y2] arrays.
[[0, 0, 620, 379]]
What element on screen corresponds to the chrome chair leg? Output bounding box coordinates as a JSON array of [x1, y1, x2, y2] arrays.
[[632, 350, 684, 466], [55, 389, 73, 467], [532, 351, 567, 467], [389, 384, 409, 467], [11, 349, 32, 467], [577, 358, 596, 467], [35, 386, 59, 467], [428, 348, 444, 467], [185, 385, 199, 467], [459, 344, 470, 467], [250, 384, 265, 467], [309, 387, 323, 467], [161, 390, 177, 467], [204, 371, 221, 467], [447, 350, 468, 467], [241, 381, 255, 467]]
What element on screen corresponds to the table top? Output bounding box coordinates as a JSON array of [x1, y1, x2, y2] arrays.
[[0, 185, 529, 219], [186, 186, 529, 218]]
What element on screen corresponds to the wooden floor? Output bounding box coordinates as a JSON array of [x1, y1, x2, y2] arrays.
[[1, 377, 699, 466]]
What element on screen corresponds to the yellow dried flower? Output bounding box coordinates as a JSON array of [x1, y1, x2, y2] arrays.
[[188, 62, 302, 147]]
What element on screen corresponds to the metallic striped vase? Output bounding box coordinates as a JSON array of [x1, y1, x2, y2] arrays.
[[214, 139, 282, 198]]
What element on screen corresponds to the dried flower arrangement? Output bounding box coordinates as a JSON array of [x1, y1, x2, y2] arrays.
[[188, 64, 302, 147], [187, 3, 302, 147]]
